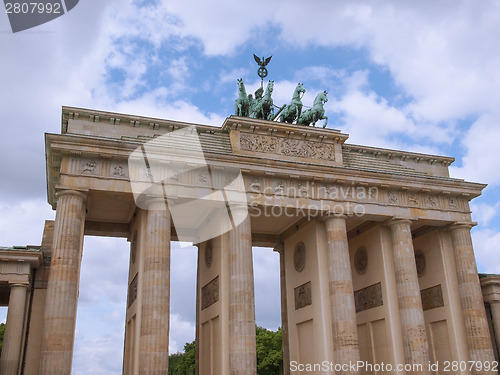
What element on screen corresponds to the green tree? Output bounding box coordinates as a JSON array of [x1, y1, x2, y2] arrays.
[[168, 340, 196, 375], [169, 326, 283, 375], [0, 323, 5, 355], [256, 326, 283, 375]]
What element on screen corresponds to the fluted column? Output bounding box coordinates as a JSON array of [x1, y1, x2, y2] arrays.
[[489, 302, 500, 355], [323, 215, 360, 374], [39, 189, 87, 375], [229, 207, 257, 375], [139, 197, 171, 374], [388, 219, 430, 374], [274, 244, 290, 375], [450, 223, 496, 372], [0, 283, 29, 375]]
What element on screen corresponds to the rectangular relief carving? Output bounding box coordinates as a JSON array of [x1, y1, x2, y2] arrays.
[[240, 133, 336, 162], [294, 281, 312, 310], [421, 284, 444, 311], [202, 276, 219, 310], [110, 162, 129, 178], [127, 273, 138, 308], [355, 282, 383, 313]]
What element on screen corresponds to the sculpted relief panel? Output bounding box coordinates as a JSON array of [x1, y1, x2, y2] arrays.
[[354, 282, 383, 313], [294, 281, 312, 310], [63, 152, 468, 218], [202, 276, 220, 310], [240, 133, 336, 162], [420, 284, 444, 311]]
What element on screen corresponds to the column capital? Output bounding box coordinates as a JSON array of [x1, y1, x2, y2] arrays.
[[322, 213, 348, 222], [9, 283, 29, 289], [144, 195, 168, 211], [386, 217, 413, 228], [448, 221, 477, 231], [55, 189, 88, 201], [273, 243, 285, 254]]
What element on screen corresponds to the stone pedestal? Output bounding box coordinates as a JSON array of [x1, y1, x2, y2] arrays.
[[228, 209, 257, 375], [450, 224, 496, 371], [139, 198, 171, 374], [274, 244, 290, 375], [39, 190, 87, 375], [0, 283, 29, 375], [323, 216, 360, 373], [388, 219, 430, 374]]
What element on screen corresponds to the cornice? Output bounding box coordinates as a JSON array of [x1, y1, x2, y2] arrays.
[[344, 143, 455, 167], [62, 106, 221, 135], [222, 115, 349, 144], [45, 132, 487, 205]]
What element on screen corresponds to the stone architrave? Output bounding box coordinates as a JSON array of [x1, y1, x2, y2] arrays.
[[139, 197, 171, 373], [0, 283, 29, 375], [323, 215, 360, 373], [39, 190, 87, 375], [228, 206, 257, 375], [450, 224, 496, 372], [388, 219, 431, 374]]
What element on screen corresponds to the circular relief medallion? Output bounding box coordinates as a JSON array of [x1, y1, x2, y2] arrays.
[[354, 247, 368, 274], [131, 231, 137, 264], [415, 250, 426, 277], [205, 240, 213, 269], [294, 242, 306, 272]]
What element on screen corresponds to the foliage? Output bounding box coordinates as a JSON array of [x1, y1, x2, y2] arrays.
[[168, 326, 283, 375], [168, 340, 195, 375], [256, 326, 283, 375], [0, 323, 5, 355], [0, 323, 4, 346]]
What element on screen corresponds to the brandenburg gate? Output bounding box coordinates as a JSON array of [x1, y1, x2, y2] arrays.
[[0, 105, 499, 374]]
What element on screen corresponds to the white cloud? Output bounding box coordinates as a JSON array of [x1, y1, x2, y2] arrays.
[[0, 199, 55, 246], [169, 313, 196, 354], [472, 228, 500, 274], [450, 113, 500, 186], [471, 200, 500, 227], [253, 248, 281, 330]]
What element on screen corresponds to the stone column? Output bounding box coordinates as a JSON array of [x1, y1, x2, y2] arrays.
[[323, 215, 360, 374], [139, 197, 171, 374], [489, 302, 500, 355], [228, 207, 257, 375], [450, 223, 496, 370], [274, 244, 290, 375], [0, 283, 29, 375], [39, 189, 87, 375], [388, 219, 431, 374], [195, 243, 200, 375]]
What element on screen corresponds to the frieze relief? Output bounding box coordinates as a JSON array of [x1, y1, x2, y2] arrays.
[[294, 281, 312, 310], [127, 274, 138, 308], [111, 162, 128, 178], [387, 190, 399, 204], [240, 133, 336, 161], [82, 160, 98, 174], [202, 276, 220, 310], [243, 175, 468, 214], [420, 284, 444, 311], [354, 282, 383, 313], [425, 195, 438, 208]]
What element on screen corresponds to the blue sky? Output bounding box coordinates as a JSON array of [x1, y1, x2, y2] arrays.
[[1, 0, 500, 373]]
